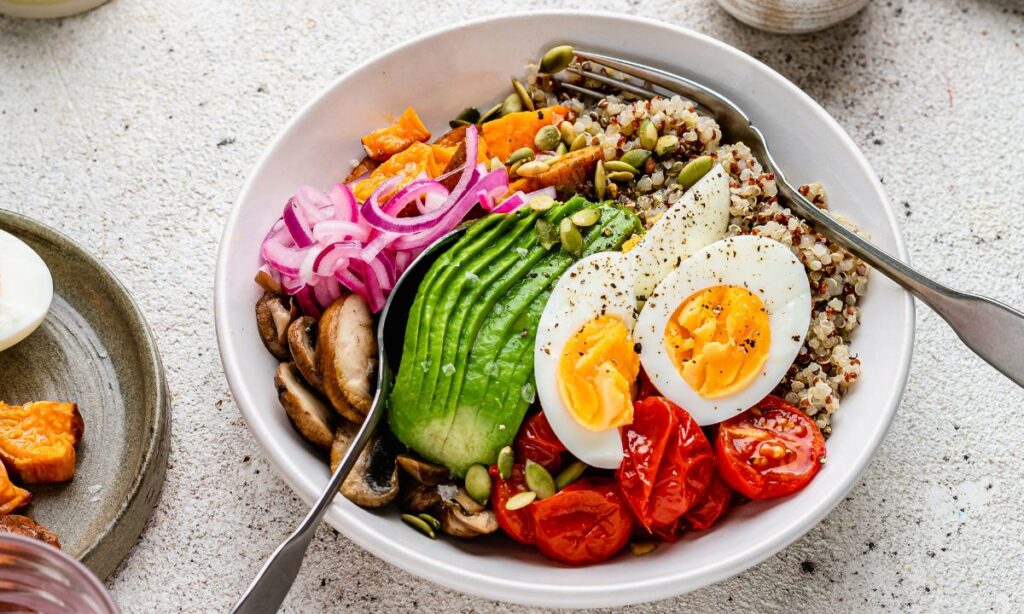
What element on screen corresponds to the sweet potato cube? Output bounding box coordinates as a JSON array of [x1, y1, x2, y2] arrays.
[[508, 145, 603, 195], [481, 105, 570, 162], [0, 462, 31, 514], [361, 107, 432, 162], [0, 401, 83, 484]]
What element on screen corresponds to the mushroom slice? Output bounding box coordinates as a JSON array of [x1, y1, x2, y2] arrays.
[[396, 454, 449, 486], [399, 481, 444, 514], [317, 295, 377, 423], [330, 422, 398, 508], [288, 316, 323, 392], [275, 363, 334, 449], [438, 503, 499, 538], [256, 293, 295, 361]]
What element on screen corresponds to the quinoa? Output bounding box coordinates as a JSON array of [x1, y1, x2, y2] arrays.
[[527, 67, 867, 434]]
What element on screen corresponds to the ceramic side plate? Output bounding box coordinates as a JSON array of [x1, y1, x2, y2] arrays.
[[0, 210, 169, 580]]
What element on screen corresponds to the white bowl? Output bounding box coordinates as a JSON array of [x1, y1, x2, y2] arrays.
[[215, 12, 914, 608]]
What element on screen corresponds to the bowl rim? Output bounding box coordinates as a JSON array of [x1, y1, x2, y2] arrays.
[[215, 10, 915, 607]]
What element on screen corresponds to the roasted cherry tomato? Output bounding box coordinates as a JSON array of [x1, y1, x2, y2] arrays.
[[617, 396, 714, 541], [683, 472, 732, 531], [529, 478, 634, 565], [489, 464, 535, 545], [715, 395, 826, 500], [515, 411, 566, 473]]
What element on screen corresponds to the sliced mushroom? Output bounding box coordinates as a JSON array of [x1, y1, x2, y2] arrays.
[[317, 294, 377, 423], [254, 269, 282, 295], [330, 421, 398, 508], [287, 316, 323, 392], [256, 293, 295, 361], [275, 363, 334, 449], [399, 480, 444, 514], [396, 454, 450, 486], [438, 502, 499, 538]]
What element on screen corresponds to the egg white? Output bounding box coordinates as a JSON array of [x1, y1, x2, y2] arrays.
[[0, 230, 53, 352], [634, 235, 811, 426], [534, 251, 635, 469]]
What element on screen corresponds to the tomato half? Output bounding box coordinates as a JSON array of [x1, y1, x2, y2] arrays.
[[515, 411, 566, 473], [683, 472, 732, 531], [715, 395, 826, 500], [617, 396, 714, 541], [529, 479, 634, 565], [489, 464, 535, 544]]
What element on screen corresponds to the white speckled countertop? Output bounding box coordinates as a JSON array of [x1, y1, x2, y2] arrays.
[[2, 0, 1023, 611]]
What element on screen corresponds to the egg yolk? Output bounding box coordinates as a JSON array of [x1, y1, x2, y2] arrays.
[[558, 315, 640, 431], [664, 285, 770, 399]]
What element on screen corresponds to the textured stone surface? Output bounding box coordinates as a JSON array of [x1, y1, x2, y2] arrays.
[[2, 0, 1023, 612]]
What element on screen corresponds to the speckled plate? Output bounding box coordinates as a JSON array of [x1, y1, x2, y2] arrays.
[[0, 210, 169, 580]]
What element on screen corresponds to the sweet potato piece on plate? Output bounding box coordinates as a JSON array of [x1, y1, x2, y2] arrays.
[[0, 463, 30, 514], [481, 105, 569, 161], [0, 401, 83, 484], [361, 107, 432, 162], [509, 145, 603, 196]]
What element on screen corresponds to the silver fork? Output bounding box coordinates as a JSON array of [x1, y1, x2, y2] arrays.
[[559, 48, 1024, 389]]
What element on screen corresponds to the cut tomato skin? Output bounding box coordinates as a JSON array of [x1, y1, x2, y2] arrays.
[[515, 411, 566, 473], [489, 464, 535, 545], [683, 472, 732, 531], [529, 479, 634, 566], [617, 396, 714, 542], [715, 395, 826, 500]]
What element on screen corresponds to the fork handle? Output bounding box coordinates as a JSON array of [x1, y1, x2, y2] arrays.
[[775, 180, 1024, 388]]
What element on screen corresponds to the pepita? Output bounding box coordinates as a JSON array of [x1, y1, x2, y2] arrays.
[[676, 155, 714, 189], [608, 182, 619, 198], [505, 490, 537, 511], [528, 195, 556, 212], [619, 148, 651, 170], [465, 464, 492, 504], [418, 513, 441, 532], [536, 218, 559, 250], [559, 218, 584, 257], [501, 92, 524, 117], [489, 156, 504, 172], [539, 45, 575, 75], [497, 445, 514, 479], [558, 120, 577, 144], [449, 107, 480, 128], [401, 513, 437, 539], [506, 147, 535, 166], [606, 170, 635, 183], [512, 78, 535, 112], [594, 160, 607, 200], [638, 119, 659, 151], [534, 125, 561, 152], [629, 541, 657, 556], [478, 102, 503, 124], [654, 134, 679, 157], [570, 208, 601, 228], [554, 460, 587, 490], [604, 160, 638, 174], [525, 460, 557, 499], [516, 160, 551, 178], [569, 133, 588, 152], [555, 142, 568, 157]]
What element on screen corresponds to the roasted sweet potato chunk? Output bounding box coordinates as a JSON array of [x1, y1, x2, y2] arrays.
[[481, 105, 569, 161], [508, 145, 603, 196], [0, 401, 83, 484], [361, 107, 432, 162], [0, 463, 30, 514]]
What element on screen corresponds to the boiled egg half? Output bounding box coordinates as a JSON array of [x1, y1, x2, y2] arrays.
[[0, 230, 53, 352]]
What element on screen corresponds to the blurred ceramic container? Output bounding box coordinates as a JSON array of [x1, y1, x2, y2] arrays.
[[715, 0, 870, 33], [0, 0, 110, 19], [0, 534, 120, 614]]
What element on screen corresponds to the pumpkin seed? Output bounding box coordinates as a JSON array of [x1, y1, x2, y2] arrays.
[[505, 491, 537, 511], [594, 160, 607, 200], [497, 445, 514, 479], [509, 160, 525, 176], [534, 125, 561, 151], [558, 120, 577, 144], [528, 195, 556, 212], [629, 541, 657, 556], [418, 513, 441, 532], [501, 92, 523, 117], [489, 156, 504, 172], [559, 218, 584, 256], [608, 182, 619, 198], [569, 133, 588, 152], [465, 464, 491, 504], [654, 134, 679, 157], [449, 107, 480, 128], [539, 45, 575, 74], [516, 160, 551, 178], [511, 78, 535, 112], [570, 208, 601, 228], [619, 148, 651, 170], [402, 513, 437, 539], [676, 155, 714, 189], [555, 142, 568, 157], [536, 218, 559, 250], [478, 102, 503, 124], [524, 460, 557, 499], [604, 160, 638, 174], [606, 170, 635, 183], [638, 119, 659, 151], [506, 147, 535, 166], [554, 460, 587, 490]]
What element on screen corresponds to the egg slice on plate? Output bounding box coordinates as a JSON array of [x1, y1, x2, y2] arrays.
[[634, 235, 811, 425], [534, 252, 638, 469], [0, 230, 54, 352]]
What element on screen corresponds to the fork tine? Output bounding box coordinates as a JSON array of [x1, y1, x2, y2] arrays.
[[557, 81, 606, 100], [566, 66, 660, 100]]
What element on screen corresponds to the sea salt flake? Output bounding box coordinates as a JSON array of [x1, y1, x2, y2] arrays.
[[441, 363, 456, 376]]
